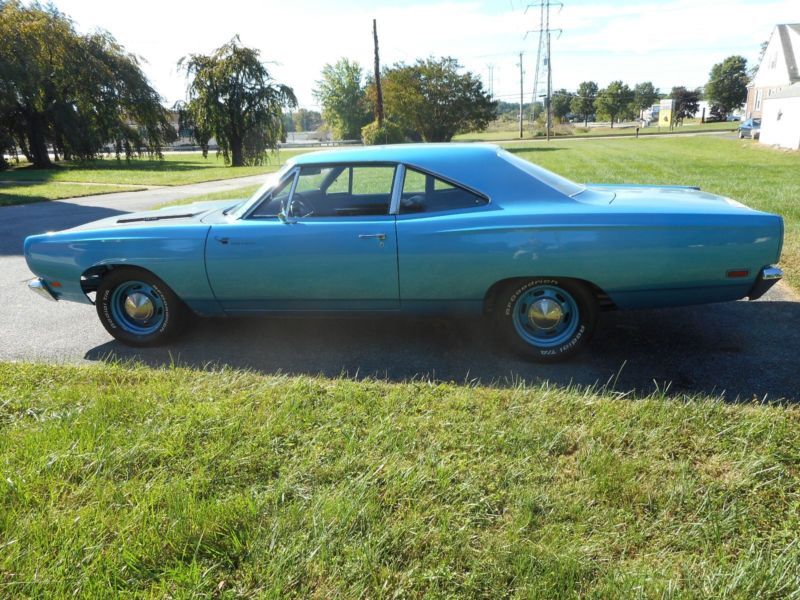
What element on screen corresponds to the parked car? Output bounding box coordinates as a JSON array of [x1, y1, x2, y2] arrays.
[[738, 118, 761, 139], [24, 144, 784, 362]]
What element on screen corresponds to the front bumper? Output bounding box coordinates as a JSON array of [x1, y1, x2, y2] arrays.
[[748, 266, 783, 300], [28, 277, 58, 301]]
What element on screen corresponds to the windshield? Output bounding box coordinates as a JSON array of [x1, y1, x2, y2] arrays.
[[231, 163, 294, 218], [497, 149, 585, 197]]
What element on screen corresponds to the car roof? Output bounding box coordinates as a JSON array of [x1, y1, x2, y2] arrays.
[[290, 143, 502, 166], [285, 143, 577, 205]]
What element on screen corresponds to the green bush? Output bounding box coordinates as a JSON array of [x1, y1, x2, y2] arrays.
[[361, 119, 405, 145]]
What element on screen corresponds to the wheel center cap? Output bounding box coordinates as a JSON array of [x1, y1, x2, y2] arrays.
[[124, 292, 154, 321], [528, 298, 563, 330]]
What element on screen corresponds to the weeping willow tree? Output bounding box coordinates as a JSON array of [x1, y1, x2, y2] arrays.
[[179, 37, 297, 167], [0, 0, 175, 168]]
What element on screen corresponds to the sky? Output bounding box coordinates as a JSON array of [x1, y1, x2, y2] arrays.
[[48, 0, 798, 109]]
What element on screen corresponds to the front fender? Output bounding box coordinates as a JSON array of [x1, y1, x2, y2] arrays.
[[24, 225, 224, 316]]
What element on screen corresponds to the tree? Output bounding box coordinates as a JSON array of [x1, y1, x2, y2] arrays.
[[313, 58, 371, 140], [0, 1, 175, 167], [551, 90, 574, 122], [670, 86, 700, 124], [705, 55, 748, 117], [180, 37, 296, 167], [570, 81, 598, 126], [594, 81, 634, 127], [633, 82, 660, 117], [374, 57, 496, 142], [173, 100, 212, 156], [292, 109, 322, 132]]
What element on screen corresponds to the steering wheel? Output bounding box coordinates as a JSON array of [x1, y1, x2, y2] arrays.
[[288, 193, 314, 218]]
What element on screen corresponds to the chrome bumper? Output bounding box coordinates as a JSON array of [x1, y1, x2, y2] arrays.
[[748, 266, 783, 300], [28, 277, 58, 301]]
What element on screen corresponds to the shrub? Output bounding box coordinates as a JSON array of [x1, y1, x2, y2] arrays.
[[361, 120, 405, 145]]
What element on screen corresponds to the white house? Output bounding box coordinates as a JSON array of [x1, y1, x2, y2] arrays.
[[760, 83, 800, 150], [746, 23, 800, 119]]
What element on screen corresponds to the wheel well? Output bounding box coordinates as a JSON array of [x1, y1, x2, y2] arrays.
[[482, 277, 616, 314], [80, 264, 160, 298]]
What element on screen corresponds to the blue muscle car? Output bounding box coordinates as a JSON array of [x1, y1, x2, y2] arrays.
[[24, 144, 784, 361]]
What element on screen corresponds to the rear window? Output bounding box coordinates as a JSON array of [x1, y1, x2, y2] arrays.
[[498, 149, 585, 197]]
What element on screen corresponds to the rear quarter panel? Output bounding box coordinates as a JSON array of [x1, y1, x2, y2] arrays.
[[396, 204, 783, 310]]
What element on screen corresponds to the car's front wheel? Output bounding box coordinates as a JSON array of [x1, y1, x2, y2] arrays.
[[96, 267, 188, 347], [495, 278, 597, 362]]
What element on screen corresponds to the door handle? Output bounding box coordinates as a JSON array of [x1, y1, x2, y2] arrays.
[[215, 236, 230, 245], [358, 233, 386, 240]]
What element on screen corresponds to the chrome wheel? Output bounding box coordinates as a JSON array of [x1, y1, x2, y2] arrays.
[[110, 281, 165, 335], [511, 284, 579, 348]]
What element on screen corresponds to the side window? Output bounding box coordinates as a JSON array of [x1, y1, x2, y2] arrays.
[[249, 174, 294, 218], [289, 165, 396, 218], [351, 166, 395, 197], [400, 167, 487, 214]]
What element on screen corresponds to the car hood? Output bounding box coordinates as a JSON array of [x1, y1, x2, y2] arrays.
[[66, 199, 243, 232], [585, 184, 757, 215]]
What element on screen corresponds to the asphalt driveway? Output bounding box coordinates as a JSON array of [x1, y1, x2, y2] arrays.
[[1, 179, 797, 401]]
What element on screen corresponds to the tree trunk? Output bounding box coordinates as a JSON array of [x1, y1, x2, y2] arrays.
[[27, 112, 52, 168], [230, 137, 243, 167]]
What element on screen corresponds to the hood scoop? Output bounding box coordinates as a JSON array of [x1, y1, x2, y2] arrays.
[[117, 212, 200, 224]]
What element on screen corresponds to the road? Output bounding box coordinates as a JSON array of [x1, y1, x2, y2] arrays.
[[1, 178, 797, 402]]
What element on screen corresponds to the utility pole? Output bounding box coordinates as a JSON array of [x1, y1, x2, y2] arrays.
[[373, 19, 384, 128], [546, 28, 552, 141], [486, 63, 495, 99], [518, 52, 524, 139], [525, 0, 562, 141]]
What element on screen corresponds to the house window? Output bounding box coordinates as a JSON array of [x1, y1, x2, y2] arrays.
[[769, 52, 778, 69], [755, 89, 763, 111]]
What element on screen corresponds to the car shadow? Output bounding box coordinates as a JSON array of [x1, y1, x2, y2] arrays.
[[84, 299, 800, 403]]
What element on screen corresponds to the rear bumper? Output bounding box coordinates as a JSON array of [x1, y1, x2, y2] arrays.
[[748, 266, 783, 300], [28, 277, 58, 301]]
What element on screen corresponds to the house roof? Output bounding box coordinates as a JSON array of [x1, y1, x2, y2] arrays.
[[778, 24, 800, 83]]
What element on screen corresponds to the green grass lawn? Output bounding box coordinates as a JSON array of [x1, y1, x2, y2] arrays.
[[157, 184, 263, 209], [1, 362, 798, 597], [0, 182, 144, 207], [0, 151, 307, 186], [454, 119, 737, 142], [0, 151, 310, 205]]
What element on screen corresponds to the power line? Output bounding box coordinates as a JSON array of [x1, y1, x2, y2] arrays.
[[525, 1, 562, 140]]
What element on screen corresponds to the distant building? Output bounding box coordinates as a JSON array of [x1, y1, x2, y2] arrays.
[[745, 23, 800, 119]]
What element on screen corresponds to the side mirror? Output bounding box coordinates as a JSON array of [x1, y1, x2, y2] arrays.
[[277, 209, 296, 224]]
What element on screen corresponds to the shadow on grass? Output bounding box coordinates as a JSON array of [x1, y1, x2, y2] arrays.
[[85, 298, 800, 402], [0, 160, 226, 182]]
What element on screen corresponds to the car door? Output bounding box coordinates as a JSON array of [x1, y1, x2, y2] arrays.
[[205, 163, 400, 312], [394, 166, 493, 310]]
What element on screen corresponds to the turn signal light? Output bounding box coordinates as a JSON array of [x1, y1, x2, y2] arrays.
[[726, 270, 749, 278], [49, 281, 62, 287]]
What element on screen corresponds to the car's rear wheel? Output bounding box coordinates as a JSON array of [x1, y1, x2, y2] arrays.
[[96, 267, 188, 347], [495, 278, 597, 362]]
